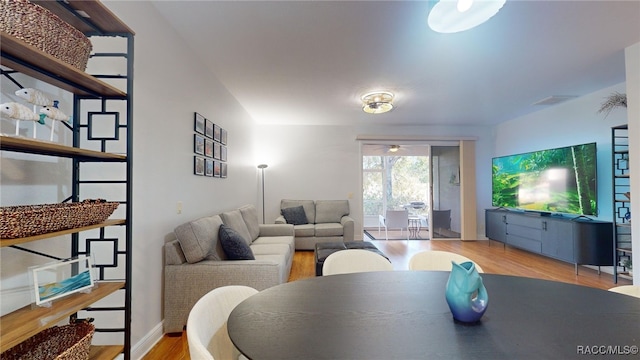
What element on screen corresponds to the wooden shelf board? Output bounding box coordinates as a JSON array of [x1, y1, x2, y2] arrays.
[[1, 219, 126, 247], [1, 33, 126, 97], [32, 0, 134, 35], [617, 247, 632, 253], [0, 281, 125, 353], [90, 345, 125, 360], [0, 135, 126, 161]]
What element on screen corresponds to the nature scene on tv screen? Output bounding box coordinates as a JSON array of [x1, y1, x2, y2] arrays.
[[492, 143, 597, 215]]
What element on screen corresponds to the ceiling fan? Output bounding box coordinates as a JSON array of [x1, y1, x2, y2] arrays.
[[365, 144, 408, 154]]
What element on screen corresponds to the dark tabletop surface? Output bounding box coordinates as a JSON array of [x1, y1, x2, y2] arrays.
[[228, 271, 640, 360]]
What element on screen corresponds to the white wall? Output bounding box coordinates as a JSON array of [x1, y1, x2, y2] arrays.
[[254, 124, 494, 239], [625, 42, 639, 281], [102, 1, 261, 356], [493, 82, 628, 221], [1, 1, 259, 358]]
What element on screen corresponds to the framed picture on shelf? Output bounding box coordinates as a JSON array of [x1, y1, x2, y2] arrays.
[[205, 159, 214, 177], [194, 156, 205, 175], [214, 142, 221, 160], [194, 112, 205, 134], [194, 134, 205, 155], [205, 119, 214, 139], [214, 161, 221, 177], [221, 146, 227, 162], [205, 139, 214, 158], [30, 255, 95, 306], [214, 124, 221, 142], [221, 162, 228, 178]]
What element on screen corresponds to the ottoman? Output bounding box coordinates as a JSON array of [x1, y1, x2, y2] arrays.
[[314, 241, 389, 276]]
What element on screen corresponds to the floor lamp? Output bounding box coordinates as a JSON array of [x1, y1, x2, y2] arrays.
[[257, 164, 268, 223]]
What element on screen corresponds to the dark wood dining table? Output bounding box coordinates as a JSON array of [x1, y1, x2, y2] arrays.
[[228, 271, 640, 359]]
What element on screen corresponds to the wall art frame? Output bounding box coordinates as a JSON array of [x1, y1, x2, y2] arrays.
[[194, 112, 205, 134], [205, 139, 214, 158], [221, 146, 227, 162], [30, 255, 95, 306], [205, 159, 214, 177], [214, 161, 221, 177], [214, 142, 221, 160], [221, 128, 227, 145], [205, 119, 214, 139], [214, 124, 221, 142], [221, 162, 228, 178], [194, 156, 205, 175], [194, 134, 205, 155]]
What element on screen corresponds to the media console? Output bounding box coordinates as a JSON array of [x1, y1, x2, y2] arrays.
[[485, 209, 613, 273]]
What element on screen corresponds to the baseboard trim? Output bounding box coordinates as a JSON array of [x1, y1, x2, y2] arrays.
[[133, 321, 164, 360]]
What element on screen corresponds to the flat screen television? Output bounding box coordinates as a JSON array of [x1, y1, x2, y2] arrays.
[[491, 142, 597, 216]]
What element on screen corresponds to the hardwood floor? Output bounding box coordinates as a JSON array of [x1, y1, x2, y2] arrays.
[[142, 239, 631, 360]]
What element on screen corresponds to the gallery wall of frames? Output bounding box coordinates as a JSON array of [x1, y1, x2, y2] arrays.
[[193, 112, 227, 178]]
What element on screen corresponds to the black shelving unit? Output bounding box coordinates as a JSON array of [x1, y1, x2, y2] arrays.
[[612, 124, 632, 283], [1, 1, 133, 359]]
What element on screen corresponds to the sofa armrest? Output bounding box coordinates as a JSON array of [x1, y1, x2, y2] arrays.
[[274, 215, 286, 224], [163, 260, 282, 333], [259, 223, 294, 237], [341, 215, 355, 242]]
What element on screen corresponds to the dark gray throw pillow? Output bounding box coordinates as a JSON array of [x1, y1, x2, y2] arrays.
[[219, 224, 255, 260], [281, 205, 308, 225]]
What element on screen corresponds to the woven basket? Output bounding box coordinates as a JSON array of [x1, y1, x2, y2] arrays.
[[1, 322, 95, 360], [0, 199, 119, 239], [0, 0, 92, 71]]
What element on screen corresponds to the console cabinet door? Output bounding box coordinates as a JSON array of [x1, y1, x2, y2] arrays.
[[541, 219, 574, 262], [485, 210, 507, 242]]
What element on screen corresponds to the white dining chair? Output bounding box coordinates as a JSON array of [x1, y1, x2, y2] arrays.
[[408, 250, 484, 273], [322, 249, 393, 275], [381, 209, 410, 240], [187, 285, 258, 360], [608, 285, 640, 298]]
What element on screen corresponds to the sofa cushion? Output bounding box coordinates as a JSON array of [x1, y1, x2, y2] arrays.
[[174, 215, 225, 263], [315, 222, 344, 237], [219, 224, 255, 260], [281, 199, 315, 224], [252, 235, 296, 253], [315, 200, 350, 223], [281, 205, 308, 225], [239, 204, 260, 241], [293, 224, 315, 237], [221, 209, 253, 245]]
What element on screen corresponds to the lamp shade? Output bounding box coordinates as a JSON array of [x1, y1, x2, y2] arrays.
[[428, 0, 506, 33]]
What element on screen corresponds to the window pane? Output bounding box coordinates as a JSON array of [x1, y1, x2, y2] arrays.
[[363, 156, 383, 170], [363, 171, 383, 216]]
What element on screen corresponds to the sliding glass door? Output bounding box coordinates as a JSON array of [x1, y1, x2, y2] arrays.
[[430, 146, 461, 239], [362, 144, 430, 236]]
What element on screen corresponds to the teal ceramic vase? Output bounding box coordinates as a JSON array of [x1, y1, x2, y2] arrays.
[[445, 261, 489, 323]]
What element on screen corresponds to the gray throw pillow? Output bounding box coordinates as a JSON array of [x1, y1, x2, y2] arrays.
[[219, 224, 255, 260], [281, 205, 308, 225]]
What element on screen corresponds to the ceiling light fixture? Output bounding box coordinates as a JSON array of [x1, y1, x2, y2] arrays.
[[361, 91, 394, 114], [388, 145, 400, 153], [428, 0, 506, 34]]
